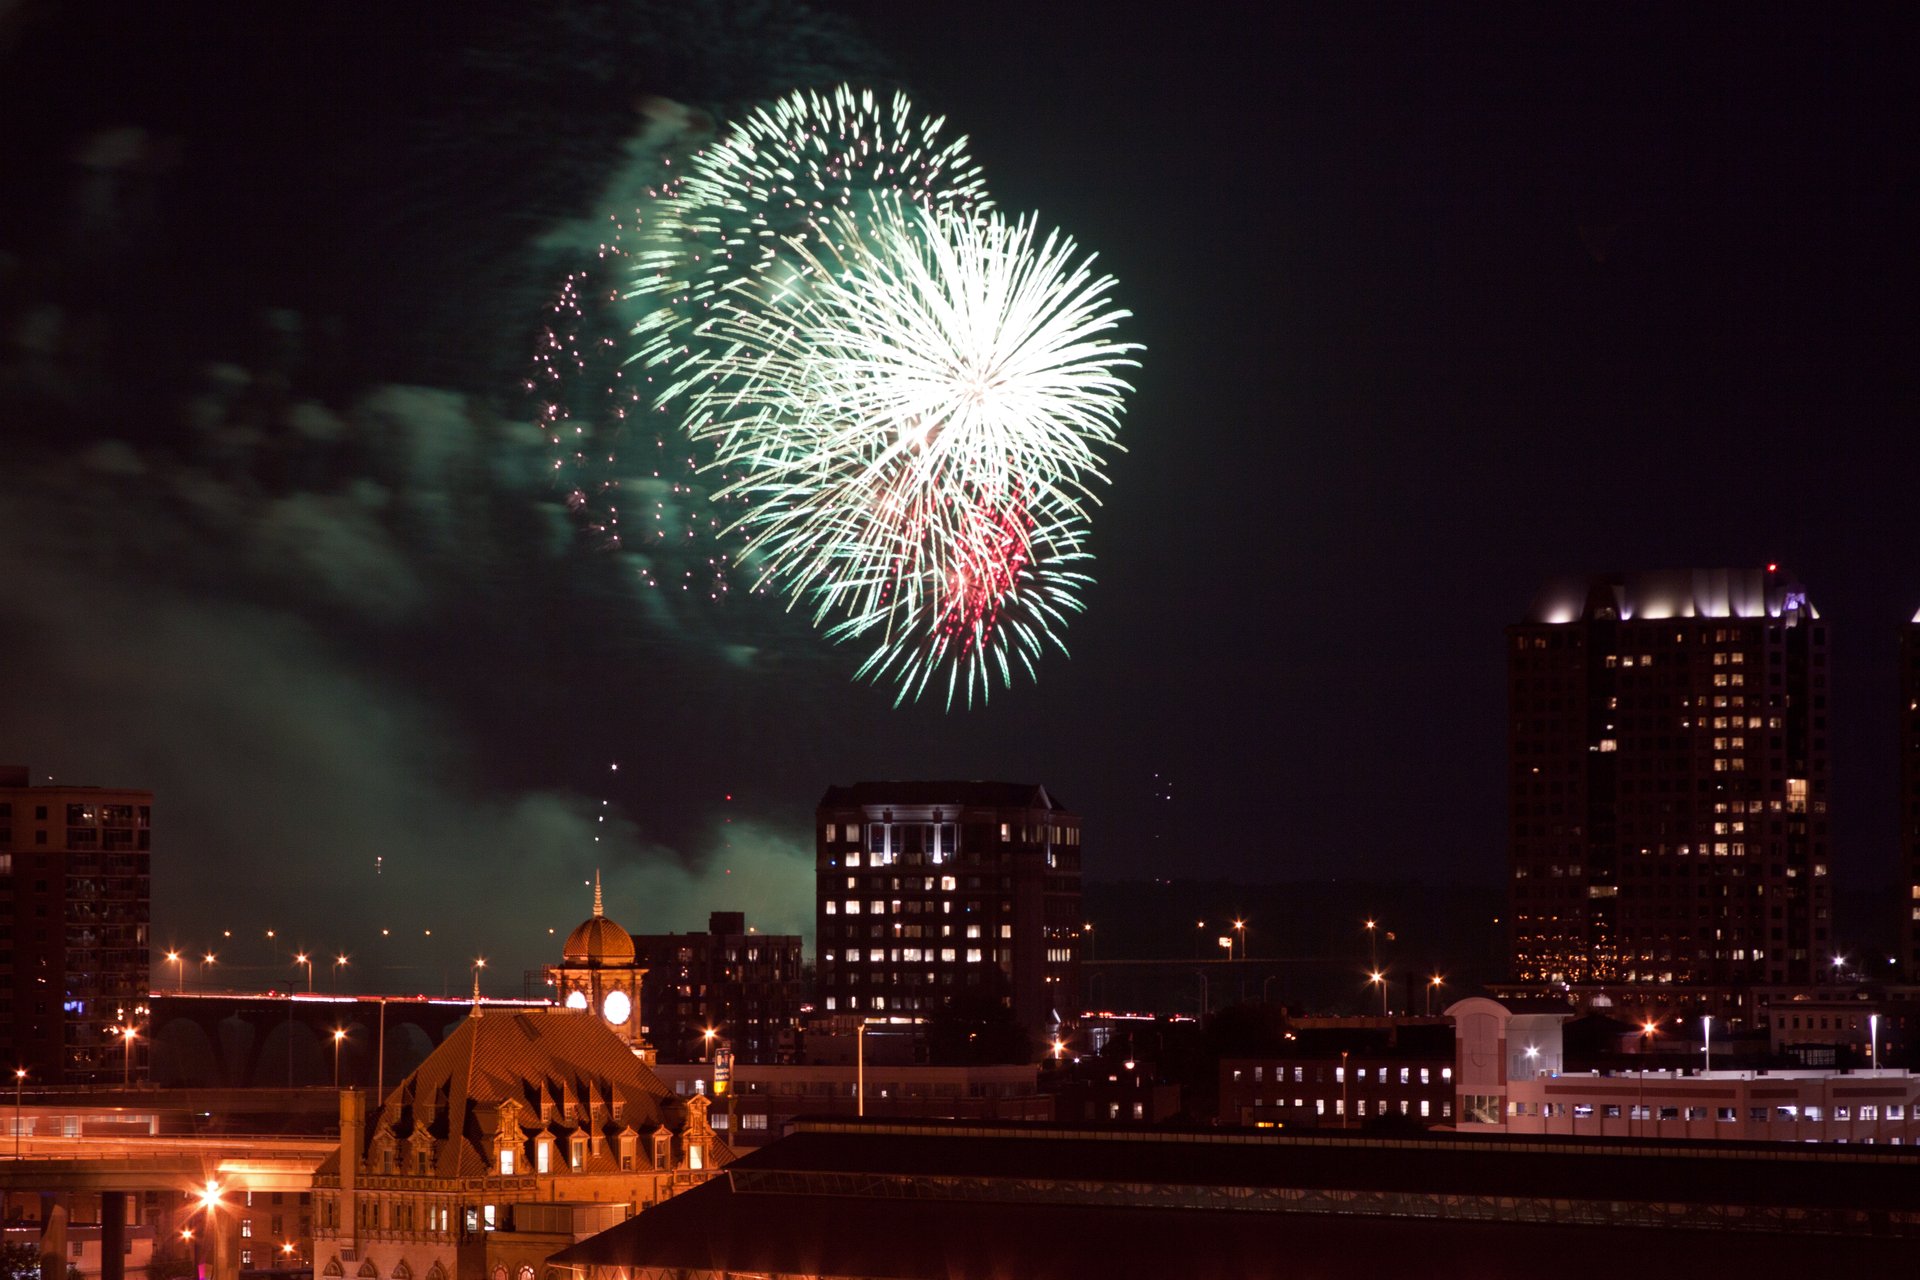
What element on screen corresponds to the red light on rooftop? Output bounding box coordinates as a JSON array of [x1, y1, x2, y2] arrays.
[[1767, 562, 1777, 572]]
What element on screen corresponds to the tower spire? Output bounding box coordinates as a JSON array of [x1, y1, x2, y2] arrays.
[[594, 869, 604, 918]]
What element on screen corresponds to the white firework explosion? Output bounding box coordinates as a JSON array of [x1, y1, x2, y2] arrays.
[[629, 84, 989, 408], [689, 197, 1139, 704]]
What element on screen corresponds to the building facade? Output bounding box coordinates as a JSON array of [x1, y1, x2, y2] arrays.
[[814, 782, 1083, 1037], [1508, 569, 1831, 986], [0, 764, 152, 1084], [1218, 1019, 1457, 1128], [630, 912, 804, 1064], [308, 1009, 727, 1280]]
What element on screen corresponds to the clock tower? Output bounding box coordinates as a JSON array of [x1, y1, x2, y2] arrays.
[[546, 873, 654, 1063]]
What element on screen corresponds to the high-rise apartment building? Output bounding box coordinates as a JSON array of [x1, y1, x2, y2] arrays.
[[815, 781, 1083, 1037], [0, 764, 152, 1083], [1508, 569, 1830, 986], [632, 911, 805, 1064]]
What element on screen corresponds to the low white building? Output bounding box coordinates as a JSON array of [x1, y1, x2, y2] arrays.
[[1501, 1068, 1920, 1143], [1447, 995, 1920, 1143]]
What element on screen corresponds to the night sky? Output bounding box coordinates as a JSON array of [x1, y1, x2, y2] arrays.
[[2, 2, 1916, 990]]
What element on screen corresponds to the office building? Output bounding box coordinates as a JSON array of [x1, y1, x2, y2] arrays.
[[1508, 569, 1830, 986], [815, 781, 1083, 1036], [630, 911, 804, 1064], [0, 763, 152, 1084]]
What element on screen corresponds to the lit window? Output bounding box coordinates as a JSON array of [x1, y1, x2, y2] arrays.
[[536, 1143, 550, 1174], [498, 1149, 514, 1176]]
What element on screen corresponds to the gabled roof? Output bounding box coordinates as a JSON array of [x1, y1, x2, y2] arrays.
[[319, 1009, 725, 1179], [817, 781, 1070, 813]]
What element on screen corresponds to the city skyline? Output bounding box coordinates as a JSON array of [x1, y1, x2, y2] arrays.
[[3, 3, 1920, 982]]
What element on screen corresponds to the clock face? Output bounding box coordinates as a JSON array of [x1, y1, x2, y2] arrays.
[[602, 989, 632, 1026], [564, 990, 589, 1011]]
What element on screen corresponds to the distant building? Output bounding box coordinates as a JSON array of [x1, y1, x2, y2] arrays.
[[1508, 569, 1831, 986], [308, 1008, 727, 1280], [1499, 1067, 1920, 1142], [649, 1060, 1052, 1149], [630, 911, 804, 1064], [0, 763, 152, 1084], [1218, 1018, 1456, 1128], [815, 781, 1083, 1037]]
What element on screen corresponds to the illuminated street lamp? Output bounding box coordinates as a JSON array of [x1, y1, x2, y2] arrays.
[[1427, 975, 1445, 1017], [332, 1029, 347, 1089], [1368, 970, 1388, 1017], [202, 953, 217, 992], [701, 1026, 718, 1063], [333, 954, 348, 994], [1232, 918, 1246, 961], [294, 953, 313, 994], [164, 951, 182, 992], [117, 1025, 139, 1087], [13, 1067, 24, 1158]]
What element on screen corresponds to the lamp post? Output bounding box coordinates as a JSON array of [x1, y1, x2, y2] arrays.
[[202, 952, 216, 993], [1083, 923, 1095, 964], [294, 953, 312, 994], [332, 1029, 347, 1089], [1365, 919, 1379, 973], [1194, 921, 1206, 959], [1369, 970, 1388, 1017], [333, 955, 348, 994], [1427, 975, 1444, 1017], [164, 951, 181, 993], [119, 1026, 138, 1087], [1638, 1021, 1658, 1138], [13, 1067, 24, 1157], [1233, 919, 1246, 962]]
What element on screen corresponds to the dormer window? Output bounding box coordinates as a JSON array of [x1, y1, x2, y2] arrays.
[[570, 1136, 586, 1171], [535, 1139, 552, 1174], [687, 1142, 703, 1171], [652, 1133, 670, 1170], [498, 1148, 514, 1176]]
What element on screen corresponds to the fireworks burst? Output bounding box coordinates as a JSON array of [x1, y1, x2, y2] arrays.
[[690, 197, 1138, 704], [630, 85, 989, 407]]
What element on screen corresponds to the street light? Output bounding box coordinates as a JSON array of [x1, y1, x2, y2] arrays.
[[1232, 919, 1246, 962], [118, 1026, 138, 1087], [294, 953, 312, 994], [1368, 970, 1388, 1017], [701, 1027, 718, 1062], [333, 954, 348, 994], [13, 1067, 24, 1158], [1083, 923, 1095, 964], [202, 953, 217, 992], [332, 1029, 347, 1089], [164, 951, 181, 992], [1427, 975, 1445, 1017]]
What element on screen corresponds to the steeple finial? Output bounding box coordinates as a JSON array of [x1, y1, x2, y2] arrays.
[[593, 870, 604, 918]]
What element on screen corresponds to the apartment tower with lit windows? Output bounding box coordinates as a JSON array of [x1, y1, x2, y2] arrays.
[[0, 764, 153, 1083], [1507, 569, 1831, 987], [814, 782, 1083, 1037]]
